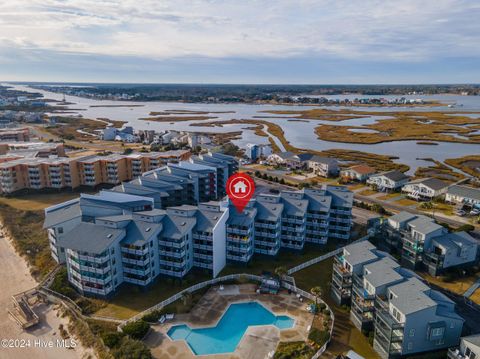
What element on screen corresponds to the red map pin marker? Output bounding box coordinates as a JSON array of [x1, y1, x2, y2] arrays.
[[226, 173, 255, 213]]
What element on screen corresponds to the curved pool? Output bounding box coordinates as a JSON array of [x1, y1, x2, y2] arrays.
[[167, 301, 294, 355]]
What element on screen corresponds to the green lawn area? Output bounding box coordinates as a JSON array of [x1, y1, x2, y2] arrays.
[[417, 202, 455, 216], [220, 241, 339, 276], [377, 192, 401, 201], [293, 258, 379, 358], [94, 270, 213, 319], [348, 183, 366, 191], [395, 198, 418, 206], [419, 272, 476, 296], [358, 189, 377, 196]]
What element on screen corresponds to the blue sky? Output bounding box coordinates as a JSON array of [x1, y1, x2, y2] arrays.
[[0, 0, 479, 84]]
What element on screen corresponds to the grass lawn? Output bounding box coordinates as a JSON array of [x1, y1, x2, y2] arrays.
[[395, 198, 418, 206], [220, 241, 339, 277], [348, 183, 366, 191], [0, 192, 83, 210], [469, 288, 480, 305], [94, 270, 212, 319], [377, 193, 402, 201], [292, 258, 379, 358], [420, 272, 476, 295], [417, 202, 455, 216], [358, 189, 377, 196]]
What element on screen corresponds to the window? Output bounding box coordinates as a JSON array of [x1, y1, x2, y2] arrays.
[[409, 329, 415, 337], [431, 328, 444, 337], [58, 227, 64, 234], [450, 322, 455, 329], [407, 342, 413, 350]]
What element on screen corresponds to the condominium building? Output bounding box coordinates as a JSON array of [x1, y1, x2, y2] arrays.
[[45, 184, 354, 297], [226, 204, 256, 263], [254, 194, 283, 256], [0, 127, 30, 142], [332, 241, 464, 359], [0, 150, 190, 194], [379, 212, 478, 275]]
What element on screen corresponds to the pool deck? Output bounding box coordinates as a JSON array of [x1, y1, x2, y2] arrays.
[[145, 284, 314, 359]]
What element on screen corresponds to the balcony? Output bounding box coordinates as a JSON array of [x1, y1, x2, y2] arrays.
[[193, 261, 213, 269], [192, 233, 212, 241], [162, 250, 186, 259], [227, 245, 252, 253], [159, 268, 189, 278], [227, 253, 252, 262], [122, 257, 150, 266], [121, 246, 149, 256], [193, 243, 213, 251], [226, 227, 250, 236], [159, 259, 187, 268], [255, 222, 279, 230], [159, 239, 186, 249]]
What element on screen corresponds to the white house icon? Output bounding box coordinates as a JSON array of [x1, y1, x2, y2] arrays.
[[233, 180, 248, 194]]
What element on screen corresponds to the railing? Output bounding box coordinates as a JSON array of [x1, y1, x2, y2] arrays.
[[282, 282, 335, 359], [287, 234, 370, 275], [120, 273, 263, 327]]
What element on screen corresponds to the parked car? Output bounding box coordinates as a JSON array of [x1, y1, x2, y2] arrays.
[[470, 209, 480, 216], [456, 209, 467, 217]]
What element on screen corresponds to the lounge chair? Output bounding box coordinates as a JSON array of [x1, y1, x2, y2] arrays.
[[158, 315, 166, 324], [165, 313, 175, 320], [219, 285, 224, 291]]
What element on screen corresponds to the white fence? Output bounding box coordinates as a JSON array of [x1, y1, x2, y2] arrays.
[[122, 273, 263, 326], [287, 234, 370, 275], [282, 283, 334, 358]]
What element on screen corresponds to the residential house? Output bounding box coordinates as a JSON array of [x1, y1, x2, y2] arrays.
[[446, 185, 480, 208], [341, 164, 376, 182], [448, 334, 480, 359], [367, 170, 410, 191], [402, 178, 449, 201]]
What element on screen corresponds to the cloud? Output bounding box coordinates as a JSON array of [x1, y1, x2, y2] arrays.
[[0, 0, 478, 62]]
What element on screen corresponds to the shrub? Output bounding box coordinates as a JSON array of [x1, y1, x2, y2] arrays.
[[142, 309, 164, 323], [101, 332, 124, 348], [318, 303, 327, 312], [455, 224, 475, 233], [308, 328, 330, 347], [122, 320, 150, 340], [111, 337, 152, 359], [274, 341, 314, 359]]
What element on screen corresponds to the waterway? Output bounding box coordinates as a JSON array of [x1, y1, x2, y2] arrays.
[[4, 83, 480, 174]]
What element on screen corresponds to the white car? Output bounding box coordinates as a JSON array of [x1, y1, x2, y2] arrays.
[[470, 209, 480, 216], [456, 210, 467, 217]]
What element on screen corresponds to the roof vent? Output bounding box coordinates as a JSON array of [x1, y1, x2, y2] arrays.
[[145, 227, 151, 232], [273, 207, 277, 210], [181, 221, 186, 226], [107, 234, 113, 238], [213, 216, 218, 220]]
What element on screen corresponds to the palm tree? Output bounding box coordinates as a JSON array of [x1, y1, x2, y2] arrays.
[[274, 266, 288, 280], [310, 286, 322, 312]]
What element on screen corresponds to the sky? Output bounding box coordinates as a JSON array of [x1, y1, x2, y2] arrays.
[[0, 0, 479, 84]]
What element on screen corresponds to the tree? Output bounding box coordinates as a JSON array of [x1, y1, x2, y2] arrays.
[[274, 266, 288, 279], [122, 320, 150, 340], [111, 337, 152, 359], [310, 286, 322, 311]]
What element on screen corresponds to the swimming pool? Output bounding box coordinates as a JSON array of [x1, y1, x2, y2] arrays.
[[167, 301, 295, 355]]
